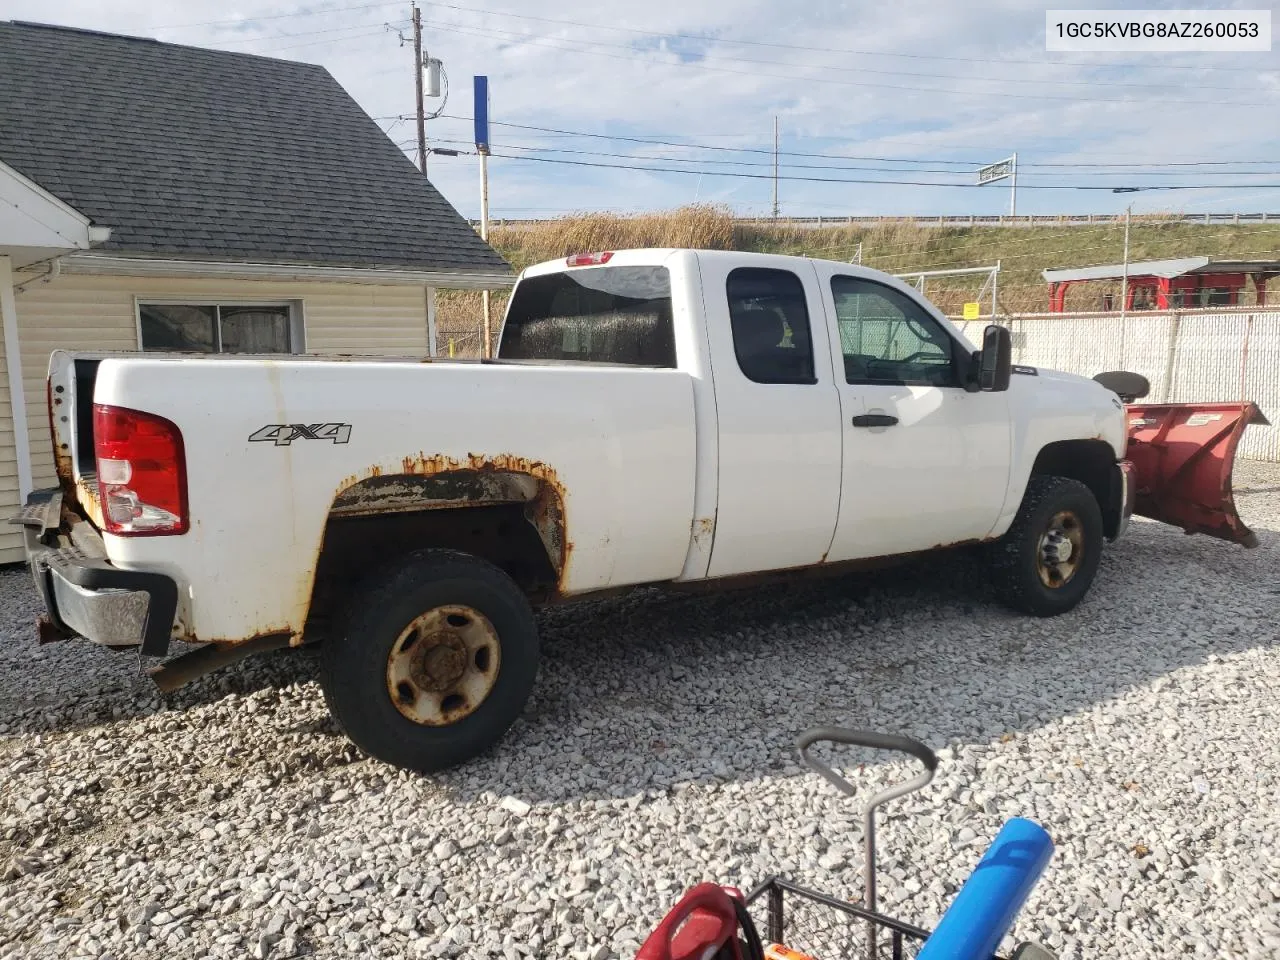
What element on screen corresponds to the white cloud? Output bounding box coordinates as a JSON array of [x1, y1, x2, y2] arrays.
[[6, 0, 1279, 218]]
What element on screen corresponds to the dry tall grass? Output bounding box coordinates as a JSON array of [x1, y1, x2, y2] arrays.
[[440, 205, 738, 355], [435, 290, 504, 358], [489, 205, 737, 270], [435, 211, 1280, 352]]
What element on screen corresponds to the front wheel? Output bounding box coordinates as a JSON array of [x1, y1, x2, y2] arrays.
[[988, 475, 1104, 617], [320, 549, 540, 772]]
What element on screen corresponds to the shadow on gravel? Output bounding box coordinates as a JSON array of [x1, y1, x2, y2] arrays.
[[3, 519, 1277, 804], [1237, 484, 1280, 495], [447, 521, 1280, 805]]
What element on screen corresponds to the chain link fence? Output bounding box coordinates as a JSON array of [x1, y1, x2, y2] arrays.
[[956, 306, 1280, 461]]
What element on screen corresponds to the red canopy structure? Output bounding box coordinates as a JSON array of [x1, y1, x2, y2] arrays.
[[1042, 257, 1280, 312]]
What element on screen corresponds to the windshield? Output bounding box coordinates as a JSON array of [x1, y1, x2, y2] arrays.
[[498, 266, 676, 367]]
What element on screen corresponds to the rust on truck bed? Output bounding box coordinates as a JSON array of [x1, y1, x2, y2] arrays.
[[294, 454, 571, 653], [124, 452, 572, 691], [331, 452, 571, 580]]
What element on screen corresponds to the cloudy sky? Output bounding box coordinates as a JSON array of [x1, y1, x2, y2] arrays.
[[6, 0, 1279, 219]]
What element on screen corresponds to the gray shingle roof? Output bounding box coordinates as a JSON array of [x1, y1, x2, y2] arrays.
[[0, 21, 510, 277]]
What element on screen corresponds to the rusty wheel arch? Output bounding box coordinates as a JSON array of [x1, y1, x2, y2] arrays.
[[304, 457, 570, 642]]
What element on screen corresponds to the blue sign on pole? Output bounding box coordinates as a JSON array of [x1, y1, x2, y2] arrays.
[[474, 76, 490, 155]]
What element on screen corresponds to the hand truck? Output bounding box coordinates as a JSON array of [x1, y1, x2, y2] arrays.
[[636, 727, 1057, 960]]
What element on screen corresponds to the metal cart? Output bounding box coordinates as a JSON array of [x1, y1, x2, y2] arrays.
[[637, 727, 1055, 960]]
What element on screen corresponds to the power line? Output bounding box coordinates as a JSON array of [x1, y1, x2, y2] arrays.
[[385, 116, 1280, 171], [425, 0, 1265, 75], [423, 135, 1280, 179], [208, 20, 407, 49], [423, 18, 1274, 108], [424, 114, 1280, 172], [257, 28, 390, 53], [489, 152, 1280, 191], [151, 1, 405, 30]]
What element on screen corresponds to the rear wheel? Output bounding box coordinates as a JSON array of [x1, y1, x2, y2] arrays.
[[988, 476, 1104, 617], [320, 549, 539, 772]]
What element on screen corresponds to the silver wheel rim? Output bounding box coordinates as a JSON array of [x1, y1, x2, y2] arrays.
[[1037, 510, 1084, 589], [385, 605, 501, 726]]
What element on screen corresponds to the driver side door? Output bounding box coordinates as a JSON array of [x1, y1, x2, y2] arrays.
[[812, 266, 1013, 562]]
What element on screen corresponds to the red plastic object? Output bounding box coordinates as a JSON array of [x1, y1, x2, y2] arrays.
[[1126, 401, 1268, 547], [636, 883, 746, 960]]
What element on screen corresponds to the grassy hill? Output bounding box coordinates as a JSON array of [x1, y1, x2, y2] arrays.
[[435, 206, 1280, 355]]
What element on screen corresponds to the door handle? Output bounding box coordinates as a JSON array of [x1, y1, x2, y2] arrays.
[[851, 414, 899, 428]]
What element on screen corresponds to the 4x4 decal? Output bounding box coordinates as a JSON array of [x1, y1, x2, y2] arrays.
[[248, 423, 352, 446]]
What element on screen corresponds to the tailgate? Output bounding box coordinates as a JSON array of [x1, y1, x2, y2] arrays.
[[1126, 401, 1269, 547], [47, 350, 107, 527]]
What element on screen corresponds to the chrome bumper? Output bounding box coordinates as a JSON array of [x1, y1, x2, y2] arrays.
[[1110, 460, 1135, 541], [12, 488, 177, 655]]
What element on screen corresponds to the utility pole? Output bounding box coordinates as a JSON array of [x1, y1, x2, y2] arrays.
[[480, 152, 492, 356], [992, 259, 1000, 320], [412, 2, 427, 175], [1120, 203, 1132, 321], [771, 116, 780, 219], [1119, 202, 1132, 364], [475, 76, 493, 357]]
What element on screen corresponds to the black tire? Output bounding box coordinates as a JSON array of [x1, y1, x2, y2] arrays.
[[988, 475, 1104, 617], [320, 549, 539, 773]]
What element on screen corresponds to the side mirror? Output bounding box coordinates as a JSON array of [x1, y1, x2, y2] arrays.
[[977, 324, 1012, 392]]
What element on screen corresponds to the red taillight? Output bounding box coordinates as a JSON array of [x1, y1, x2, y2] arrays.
[[93, 404, 188, 536], [566, 251, 614, 267]]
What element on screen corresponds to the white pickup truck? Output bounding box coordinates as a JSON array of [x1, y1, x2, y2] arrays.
[[17, 248, 1258, 772]]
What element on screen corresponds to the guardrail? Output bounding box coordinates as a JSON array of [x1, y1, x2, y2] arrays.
[[483, 213, 1280, 229]]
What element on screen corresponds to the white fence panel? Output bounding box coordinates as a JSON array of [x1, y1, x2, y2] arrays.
[[960, 307, 1279, 461]]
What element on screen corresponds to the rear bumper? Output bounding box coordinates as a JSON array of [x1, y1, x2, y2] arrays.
[[12, 488, 177, 656]]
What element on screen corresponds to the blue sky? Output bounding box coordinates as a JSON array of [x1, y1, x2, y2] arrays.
[[7, 0, 1280, 219]]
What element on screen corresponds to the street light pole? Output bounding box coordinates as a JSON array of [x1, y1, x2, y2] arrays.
[[772, 116, 780, 219]]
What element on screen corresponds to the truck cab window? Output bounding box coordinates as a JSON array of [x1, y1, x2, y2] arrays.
[[500, 266, 676, 367], [830, 276, 957, 387], [726, 268, 816, 385]]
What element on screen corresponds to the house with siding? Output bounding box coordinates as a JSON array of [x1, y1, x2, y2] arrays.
[[0, 21, 512, 563]]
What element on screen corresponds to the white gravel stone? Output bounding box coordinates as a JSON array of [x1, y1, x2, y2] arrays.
[[500, 796, 532, 817], [1, 464, 1278, 959]]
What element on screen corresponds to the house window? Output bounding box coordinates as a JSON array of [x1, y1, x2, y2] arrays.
[[138, 302, 301, 353]]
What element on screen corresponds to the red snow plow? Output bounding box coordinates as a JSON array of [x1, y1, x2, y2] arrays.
[[1096, 372, 1269, 548]]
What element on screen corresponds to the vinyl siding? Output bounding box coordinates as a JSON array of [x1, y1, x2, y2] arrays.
[[0, 315, 20, 563], [8, 273, 429, 545]]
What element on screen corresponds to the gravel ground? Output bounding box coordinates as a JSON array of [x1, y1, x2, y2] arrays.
[[2, 462, 1279, 960]]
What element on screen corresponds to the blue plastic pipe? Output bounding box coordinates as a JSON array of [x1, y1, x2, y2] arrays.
[[915, 817, 1054, 960]]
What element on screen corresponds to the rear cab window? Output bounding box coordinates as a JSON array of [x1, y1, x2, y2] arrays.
[[499, 266, 676, 367]]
